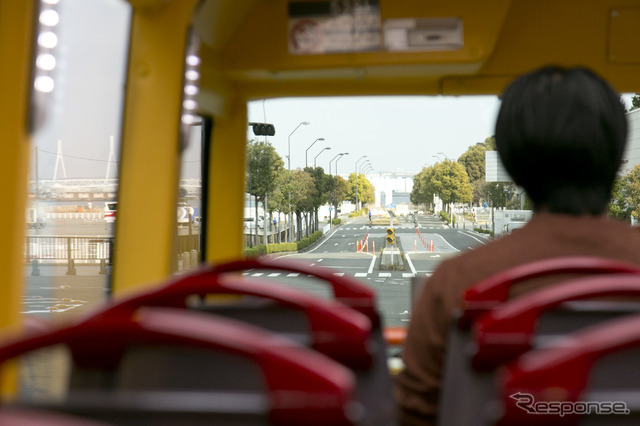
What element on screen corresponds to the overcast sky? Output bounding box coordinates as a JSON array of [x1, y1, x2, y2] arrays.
[[34, 1, 637, 180], [248, 96, 502, 175]]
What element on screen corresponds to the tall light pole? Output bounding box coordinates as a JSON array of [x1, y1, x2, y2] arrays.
[[314, 147, 331, 167], [305, 137, 324, 168], [335, 152, 348, 176], [331, 152, 348, 224], [329, 152, 347, 175], [355, 155, 367, 212], [288, 121, 309, 171], [288, 121, 309, 242], [438, 151, 452, 161], [359, 159, 371, 174]]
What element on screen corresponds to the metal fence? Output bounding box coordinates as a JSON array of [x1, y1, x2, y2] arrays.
[[25, 236, 114, 276], [25, 235, 200, 275], [25, 236, 114, 263]]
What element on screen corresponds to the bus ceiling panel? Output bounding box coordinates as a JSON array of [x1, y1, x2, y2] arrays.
[[609, 7, 640, 65], [127, 0, 178, 12], [192, 0, 261, 52], [195, 0, 511, 90], [478, 1, 640, 93], [195, 0, 639, 98]]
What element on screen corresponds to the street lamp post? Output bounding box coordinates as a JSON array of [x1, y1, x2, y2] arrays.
[[359, 160, 371, 174], [332, 153, 349, 223], [329, 152, 347, 175], [288, 121, 309, 171], [355, 155, 367, 212], [335, 153, 348, 176], [287, 121, 310, 242], [305, 138, 324, 168], [314, 147, 331, 167], [327, 153, 343, 229]]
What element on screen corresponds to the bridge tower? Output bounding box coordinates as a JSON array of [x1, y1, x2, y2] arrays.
[[53, 139, 67, 180], [104, 135, 118, 182]]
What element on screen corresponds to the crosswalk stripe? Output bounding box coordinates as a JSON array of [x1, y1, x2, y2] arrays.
[[240, 271, 435, 279]]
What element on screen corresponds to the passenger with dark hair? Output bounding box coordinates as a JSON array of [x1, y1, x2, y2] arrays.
[[395, 66, 638, 425]]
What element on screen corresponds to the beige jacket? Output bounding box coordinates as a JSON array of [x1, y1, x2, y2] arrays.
[[395, 213, 640, 425]]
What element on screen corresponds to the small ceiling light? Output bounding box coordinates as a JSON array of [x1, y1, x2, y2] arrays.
[[39, 9, 59, 26], [183, 99, 197, 110], [34, 75, 55, 93], [185, 70, 200, 81], [36, 53, 56, 71], [184, 85, 198, 96], [38, 31, 58, 49], [186, 55, 200, 67]]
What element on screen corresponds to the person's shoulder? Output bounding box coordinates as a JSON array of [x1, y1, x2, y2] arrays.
[[426, 238, 510, 296]]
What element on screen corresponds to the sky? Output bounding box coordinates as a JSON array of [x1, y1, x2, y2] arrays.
[[34, 0, 129, 181], [248, 96, 502, 175], [33, 1, 638, 180], [248, 94, 638, 176]]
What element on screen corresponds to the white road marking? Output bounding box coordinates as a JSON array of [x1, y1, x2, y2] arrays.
[[405, 253, 417, 275], [368, 256, 377, 274]]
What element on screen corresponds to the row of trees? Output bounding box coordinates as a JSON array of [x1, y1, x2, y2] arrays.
[[411, 130, 640, 225], [246, 139, 374, 241], [411, 137, 524, 211], [610, 165, 640, 222]]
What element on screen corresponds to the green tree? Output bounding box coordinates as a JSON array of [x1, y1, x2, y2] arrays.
[[609, 165, 640, 222], [631, 94, 640, 111], [480, 181, 520, 208], [425, 159, 473, 210], [287, 169, 316, 241], [458, 136, 496, 205], [246, 139, 284, 221], [267, 168, 289, 243], [327, 175, 348, 222], [410, 166, 433, 209], [304, 166, 330, 235], [346, 173, 374, 210]]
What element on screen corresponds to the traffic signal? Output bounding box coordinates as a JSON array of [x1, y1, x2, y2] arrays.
[[249, 122, 276, 136], [386, 227, 395, 245]]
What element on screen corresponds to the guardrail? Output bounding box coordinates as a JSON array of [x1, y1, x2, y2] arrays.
[[25, 235, 200, 276], [25, 236, 114, 276]]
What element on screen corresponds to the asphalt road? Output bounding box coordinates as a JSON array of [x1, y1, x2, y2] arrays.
[[241, 213, 491, 328], [22, 213, 492, 329]]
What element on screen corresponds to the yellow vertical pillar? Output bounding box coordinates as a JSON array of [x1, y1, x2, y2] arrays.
[[0, 0, 36, 395], [112, 0, 198, 295], [206, 96, 247, 263]]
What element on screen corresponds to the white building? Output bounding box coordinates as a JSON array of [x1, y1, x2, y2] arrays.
[[367, 171, 415, 208], [621, 108, 640, 173]]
